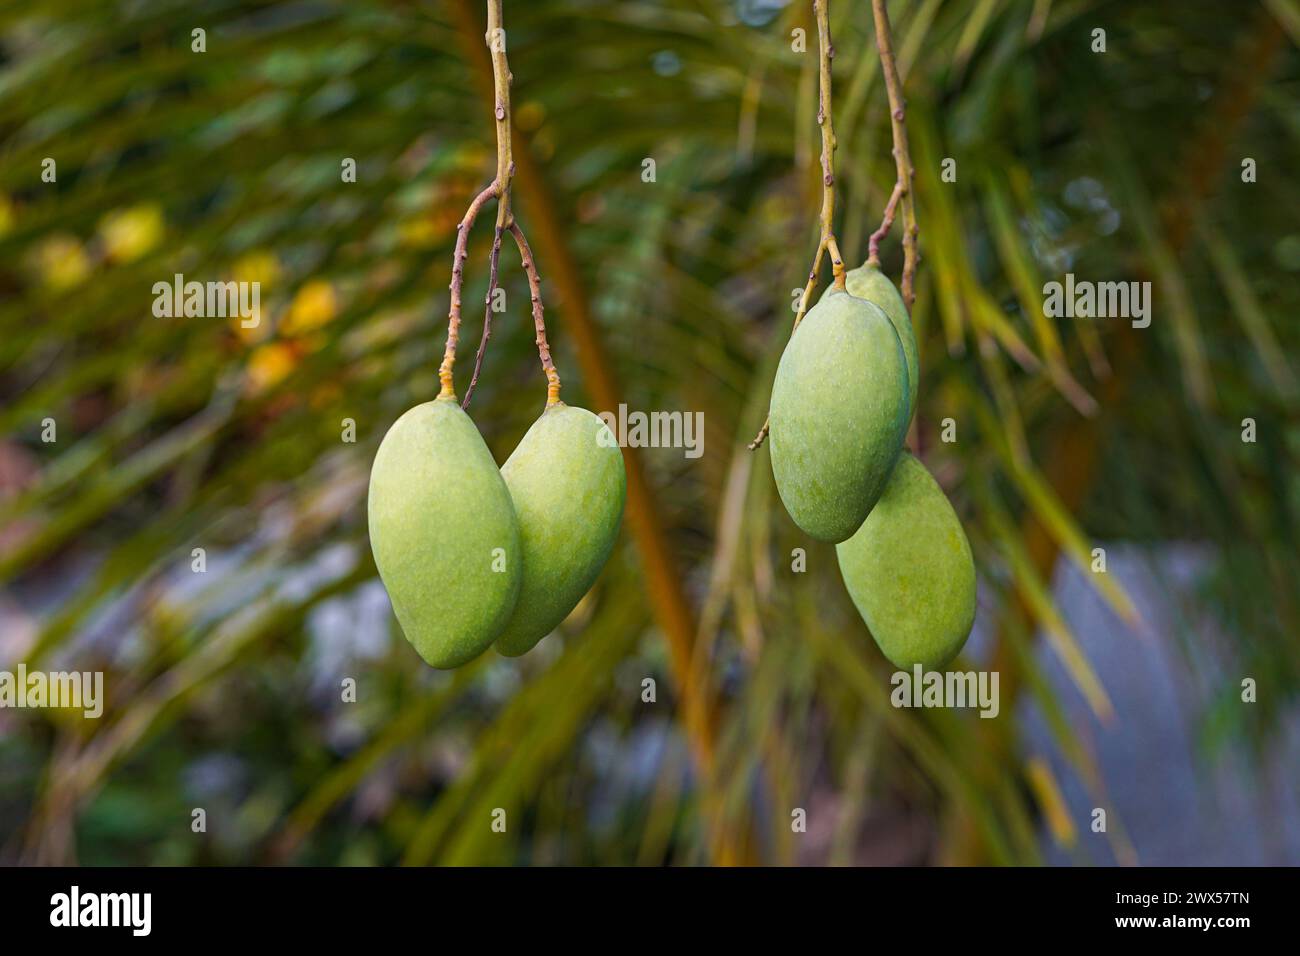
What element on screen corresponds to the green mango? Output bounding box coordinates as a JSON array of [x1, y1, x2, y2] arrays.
[[835, 452, 976, 670], [368, 397, 521, 668], [822, 262, 919, 423], [769, 289, 909, 542], [495, 403, 626, 656]]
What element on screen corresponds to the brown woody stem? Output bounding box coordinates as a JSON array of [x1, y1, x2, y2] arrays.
[[440, 0, 556, 407], [437, 183, 495, 400], [867, 180, 903, 265], [509, 221, 561, 406], [870, 0, 919, 310], [462, 222, 504, 408], [751, 0, 842, 451]]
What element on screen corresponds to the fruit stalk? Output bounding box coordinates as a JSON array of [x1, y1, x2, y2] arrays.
[[462, 0, 515, 406], [462, 222, 504, 408], [440, 0, 557, 408], [812, 0, 845, 295], [485, 0, 513, 204], [750, 0, 844, 451], [509, 220, 562, 407], [866, 180, 902, 265], [438, 182, 496, 400], [869, 0, 919, 311]]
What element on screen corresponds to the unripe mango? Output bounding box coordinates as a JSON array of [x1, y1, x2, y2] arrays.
[[822, 262, 918, 423], [769, 290, 909, 542], [368, 397, 521, 668], [495, 403, 626, 656], [835, 452, 975, 669]]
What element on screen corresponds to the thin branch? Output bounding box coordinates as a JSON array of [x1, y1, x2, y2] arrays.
[[814, 0, 845, 290], [509, 221, 561, 406], [461, 0, 515, 407], [484, 0, 513, 195], [750, 0, 842, 451], [439, 0, 555, 407], [437, 183, 495, 400], [871, 0, 919, 310], [461, 223, 504, 408], [866, 180, 903, 265]]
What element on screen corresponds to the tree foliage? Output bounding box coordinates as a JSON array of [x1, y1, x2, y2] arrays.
[[0, 0, 1296, 865]]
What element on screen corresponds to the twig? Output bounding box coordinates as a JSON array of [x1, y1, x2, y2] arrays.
[[866, 180, 903, 265], [437, 183, 495, 400], [813, 0, 845, 290], [438, 0, 555, 407], [870, 0, 919, 310], [750, 0, 843, 451], [509, 221, 561, 406], [461, 223, 504, 408]]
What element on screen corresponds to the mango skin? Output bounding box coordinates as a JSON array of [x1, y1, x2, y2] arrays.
[[769, 290, 909, 543], [495, 403, 626, 656], [368, 397, 521, 669], [822, 263, 919, 423], [836, 452, 976, 670]]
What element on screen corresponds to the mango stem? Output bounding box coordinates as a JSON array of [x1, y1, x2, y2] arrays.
[[751, 0, 843, 451], [870, 0, 920, 311], [439, 0, 563, 410], [509, 221, 562, 407]]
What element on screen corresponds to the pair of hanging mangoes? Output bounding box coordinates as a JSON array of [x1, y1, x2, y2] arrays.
[[768, 261, 976, 670], [368, 398, 626, 668]]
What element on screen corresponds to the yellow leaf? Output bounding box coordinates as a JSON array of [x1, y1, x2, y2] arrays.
[[246, 342, 296, 394], [231, 250, 281, 290], [33, 235, 91, 291], [99, 204, 164, 263], [1026, 756, 1077, 848], [282, 280, 337, 336]]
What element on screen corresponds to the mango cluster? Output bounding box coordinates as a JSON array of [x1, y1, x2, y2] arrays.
[[368, 399, 626, 668], [769, 262, 976, 670]]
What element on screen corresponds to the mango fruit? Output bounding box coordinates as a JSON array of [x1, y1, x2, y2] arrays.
[[835, 452, 976, 669], [769, 290, 909, 542], [822, 262, 918, 423], [495, 403, 626, 656], [368, 397, 521, 668]]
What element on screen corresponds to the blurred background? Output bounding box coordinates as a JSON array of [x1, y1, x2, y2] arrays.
[[1, 0, 1298, 866]]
